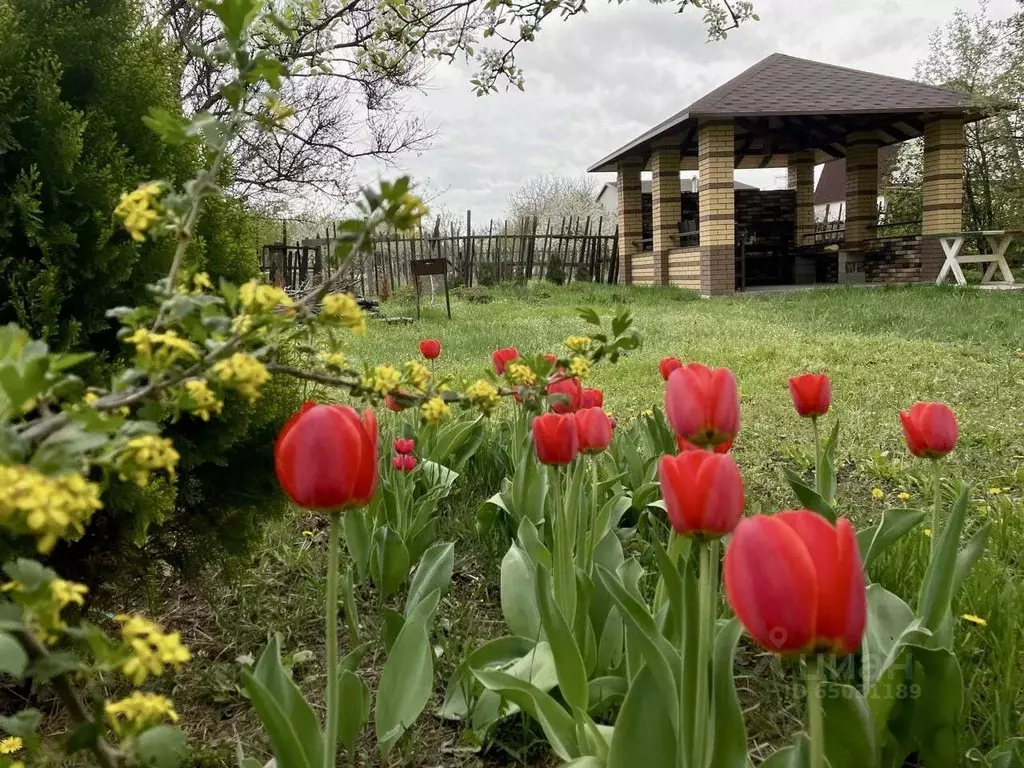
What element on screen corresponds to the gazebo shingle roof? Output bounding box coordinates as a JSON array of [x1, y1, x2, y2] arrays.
[[588, 53, 989, 173]]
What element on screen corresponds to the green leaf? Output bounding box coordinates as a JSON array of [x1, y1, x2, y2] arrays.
[[344, 510, 371, 582], [406, 542, 454, 618], [337, 669, 370, 754], [501, 542, 541, 639], [517, 517, 552, 570], [375, 609, 433, 751], [782, 467, 836, 521], [861, 584, 916, 687], [30, 651, 81, 681], [588, 675, 627, 711], [382, 608, 405, 655], [0, 709, 41, 737], [710, 619, 747, 768], [980, 738, 1024, 768], [66, 721, 102, 753], [371, 526, 410, 601], [576, 307, 601, 326], [760, 735, 811, 768], [473, 668, 578, 761], [952, 522, 991, 597], [137, 726, 188, 768], [207, 0, 263, 43], [607, 664, 677, 768], [437, 635, 537, 720], [918, 486, 970, 632], [820, 683, 875, 768], [142, 107, 191, 145], [0, 632, 28, 676], [857, 509, 928, 573], [535, 565, 589, 713], [241, 669, 313, 768]]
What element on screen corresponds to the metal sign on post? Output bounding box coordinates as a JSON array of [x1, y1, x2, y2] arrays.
[[410, 257, 452, 320]]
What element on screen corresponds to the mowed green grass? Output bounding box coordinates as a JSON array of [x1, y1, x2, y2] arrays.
[[150, 282, 1024, 766]]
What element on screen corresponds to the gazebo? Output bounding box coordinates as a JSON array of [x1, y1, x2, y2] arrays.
[[588, 53, 989, 294]]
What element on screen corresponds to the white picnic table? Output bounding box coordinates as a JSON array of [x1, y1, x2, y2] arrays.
[[935, 230, 1022, 286]]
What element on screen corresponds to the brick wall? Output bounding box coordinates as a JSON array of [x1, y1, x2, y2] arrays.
[[667, 247, 701, 290], [699, 119, 735, 295], [864, 236, 923, 283], [788, 150, 815, 244], [921, 118, 965, 281], [631, 252, 656, 285], [616, 158, 643, 285], [651, 145, 681, 285]]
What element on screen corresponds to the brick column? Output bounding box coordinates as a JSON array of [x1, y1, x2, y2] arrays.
[[920, 118, 965, 281], [650, 144, 681, 285], [616, 157, 643, 285], [842, 131, 879, 283], [698, 119, 735, 296], [787, 150, 815, 246]]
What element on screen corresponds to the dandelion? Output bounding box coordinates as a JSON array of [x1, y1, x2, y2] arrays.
[[184, 380, 223, 422], [923, 528, 932, 538], [121, 435, 180, 487], [988, 488, 1002, 495], [114, 182, 163, 242], [466, 380, 500, 415], [213, 353, 271, 402], [897, 492, 911, 501], [961, 614, 987, 627], [563, 336, 592, 354], [0, 736, 22, 755], [105, 691, 179, 734], [322, 293, 366, 333], [872, 487, 885, 500], [569, 357, 590, 379], [422, 396, 450, 426]]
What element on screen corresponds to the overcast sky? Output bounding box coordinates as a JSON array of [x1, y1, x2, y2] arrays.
[[356, 0, 1018, 221]]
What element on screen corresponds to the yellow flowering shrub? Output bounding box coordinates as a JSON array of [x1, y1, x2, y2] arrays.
[[506, 363, 537, 386], [124, 329, 200, 366], [212, 353, 271, 402], [404, 360, 431, 391], [320, 351, 349, 369], [569, 356, 590, 379], [563, 335, 593, 354], [421, 396, 450, 425], [0, 467, 102, 553], [117, 614, 191, 686], [105, 691, 179, 735], [322, 293, 367, 333], [114, 182, 163, 243], [183, 379, 223, 421], [239, 280, 293, 313], [120, 435, 180, 487], [366, 365, 401, 396], [465, 380, 500, 414]]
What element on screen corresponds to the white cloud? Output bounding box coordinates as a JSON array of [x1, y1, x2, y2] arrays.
[[357, 0, 1018, 220]]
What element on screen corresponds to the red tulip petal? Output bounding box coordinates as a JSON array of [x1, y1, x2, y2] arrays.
[[775, 510, 843, 642], [835, 518, 867, 653], [900, 409, 926, 457], [724, 515, 817, 653], [665, 367, 705, 441], [709, 367, 740, 442], [697, 454, 745, 535]]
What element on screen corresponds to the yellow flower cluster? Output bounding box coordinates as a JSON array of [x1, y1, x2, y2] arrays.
[[117, 614, 191, 686], [239, 280, 293, 313], [506, 363, 536, 386], [121, 436, 180, 487], [398, 192, 430, 223], [51, 578, 88, 611], [105, 691, 179, 735], [897, 492, 911, 501], [563, 336, 593, 354], [3, 577, 89, 642], [320, 351, 348, 369], [213, 353, 271, 402], [404, 360, 431, 392], [569, 357, 590, 379], [114, 182, 163, 243], [466, 380, 500, 415], [231, 314, 254, 334], [192, 272, 214, 292], [125, 329, 200, 365], [322, 293, 366, 334], [0, 736, 22, 755], [871, 488, 884, 500], [184, 379, 223, 421], [421, 396, 450, 425], [365, 365, 401, 396], [0, 467, 102, 553]]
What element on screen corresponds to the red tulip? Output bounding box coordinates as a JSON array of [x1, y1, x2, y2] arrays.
[[393, 454, 417, 471], [658, 451, 744, 538], [385, 391, 411, 412], [659, 357, 683, 381], [724, 510, 866, 655], [393, 438, 415, 455], [419, 339, 441, 360], [677, 435, 732, 454], [492, 347, 519, 375], [542, 353, 558, 366], [275, 402, 378, 511], [665, 363, 740, 448], [548, 375, 583, 414], [575, 408, 613, 454], [581, 388, 604, 409], [789, 373, 831, 418], [900, 402, 958, 459], [532, 413, 579, 465]]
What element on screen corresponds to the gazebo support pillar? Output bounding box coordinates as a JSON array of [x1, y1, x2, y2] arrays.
[[788, 150, 816, 246], [616, 157, 643, 285], [841, 130, 879, 283], [698, 119, 735, 296], [920, 117, 966, 281], [650, 144, 681, 285]]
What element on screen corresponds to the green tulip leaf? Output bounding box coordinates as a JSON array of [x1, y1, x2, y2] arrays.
[[760, 734, 811, 768], [337, 669, 370, 755], [862, 584, 916, 687], [375, 608, 433, 752], [564, 757, 607, 768], [405, 541, 454, 618], [344, 509, 371, 582], [978, 737, 1024, 768], [469, 641, 559, 735], [517, 517, 552, 570], [710, 618, 748, 768], [474, 667, 578, 762], [918, 486, 970, 633], [381, 608, 405, 655], [857, 509, 928, 573], [607, 664, 677, 768], [820, 682, 876, 768], [782, 467, 836, 522], [501, 541, 542, 639], [241, 670, 314, 768], [596, 608, 624, 675], [536, 564, 589, 713], [588, 676, 628, 712], [952, 522, 991, 597], [371, 526, 410, 601], [437, 635, 537, 721]]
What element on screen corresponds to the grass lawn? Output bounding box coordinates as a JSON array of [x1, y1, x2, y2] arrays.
[[118, 283, 1024, 766]]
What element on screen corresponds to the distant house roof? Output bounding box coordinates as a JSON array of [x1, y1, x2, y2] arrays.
[[588, 53, 994, 173], [813, 145, 900, 205]]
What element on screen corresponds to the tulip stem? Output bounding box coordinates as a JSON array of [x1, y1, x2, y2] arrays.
[[806, 655, 824, 768], [324, 511, 342, 768], [692, 540, 715, 768], [931, 459, 942, 559], [811, 416, 824, 500]]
